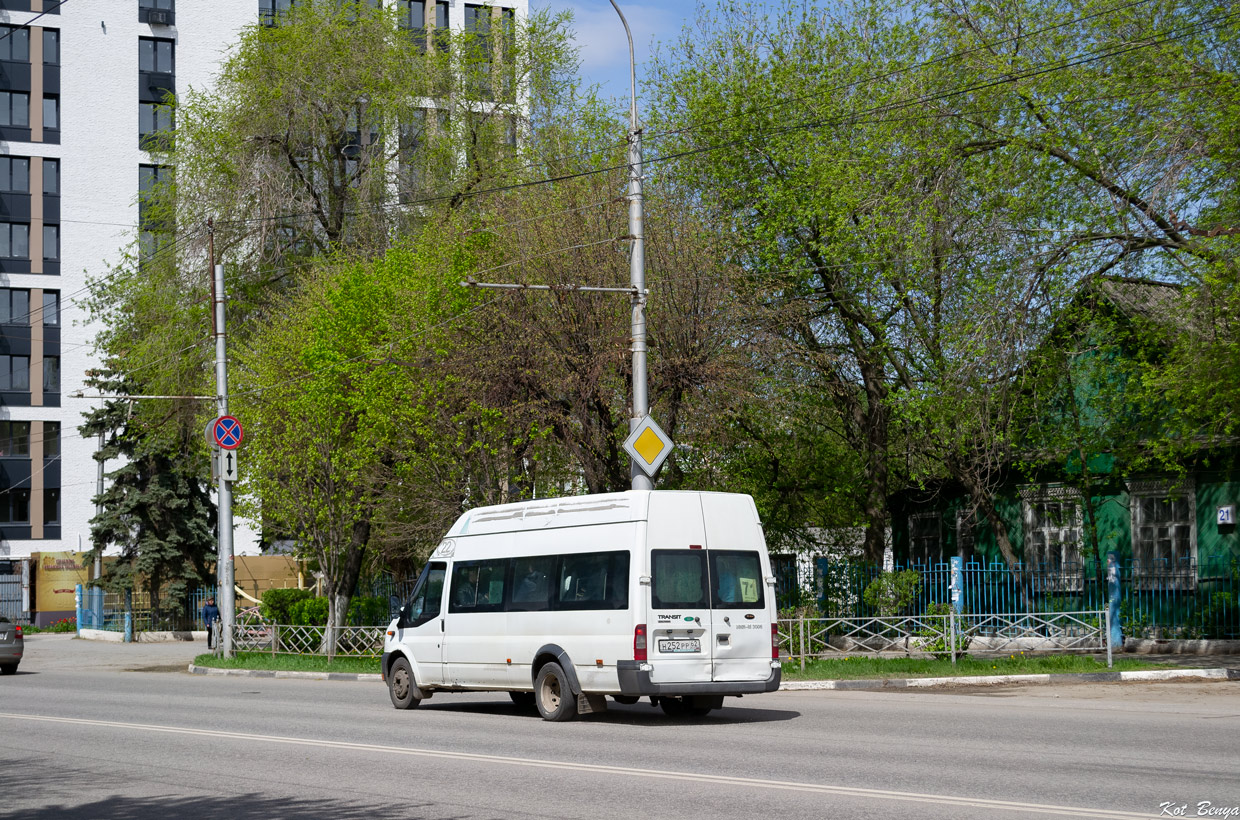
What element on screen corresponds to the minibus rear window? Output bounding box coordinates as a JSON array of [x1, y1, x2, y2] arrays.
[[710, 550, 764, 609], [651, 550, 707, 609]]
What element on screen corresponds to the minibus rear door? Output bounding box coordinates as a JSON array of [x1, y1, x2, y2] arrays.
[[649, 548, 713, 684]]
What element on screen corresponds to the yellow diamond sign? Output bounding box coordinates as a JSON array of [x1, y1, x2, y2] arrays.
[[622, 415, 674, 477]]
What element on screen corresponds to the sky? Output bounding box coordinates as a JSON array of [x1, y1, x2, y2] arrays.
[[531, 0, 751, 105]]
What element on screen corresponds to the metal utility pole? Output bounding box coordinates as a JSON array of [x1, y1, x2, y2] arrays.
[[465, 4, 668, 491], [609, 0, 651, 492], [213, 262, 236, 657]]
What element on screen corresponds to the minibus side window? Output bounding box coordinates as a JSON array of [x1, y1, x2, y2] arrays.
[[404, 562, 445, 628], [651, 550, 707, 609], [709, 551, 764, 609], [510, 555, 555, 611], [449, 558, 507, 613], [558, 551, 629, 611]]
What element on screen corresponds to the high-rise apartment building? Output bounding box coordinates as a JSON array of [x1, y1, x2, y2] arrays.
[[0, 0, 526, 589]]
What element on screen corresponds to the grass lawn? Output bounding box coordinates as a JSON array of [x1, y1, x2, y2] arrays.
[[193, 652, 1179, 680], [193, 652, 380, 675], [781, 653, 1174, 681]]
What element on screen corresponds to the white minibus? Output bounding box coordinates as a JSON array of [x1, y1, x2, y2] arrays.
[[381, 490, 782, 720]]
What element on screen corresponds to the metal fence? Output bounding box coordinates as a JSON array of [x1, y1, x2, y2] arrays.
[[78, 586, 206, 632], [0, 573, 25, 623], [814, 557, 1240, 639], [778, 610, 1111, 668], [229, 621, 386, 660]]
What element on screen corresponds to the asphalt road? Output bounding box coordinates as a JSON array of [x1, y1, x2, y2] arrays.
[[1, 635, 1237, 820]]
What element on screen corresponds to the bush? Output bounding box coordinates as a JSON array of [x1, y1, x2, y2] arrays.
[[347, 596, 389, 626], [919, 601, 969, 659], [261, 588, 314, 624], [863, 570, 921, 616], [289, 596, 330, 626]]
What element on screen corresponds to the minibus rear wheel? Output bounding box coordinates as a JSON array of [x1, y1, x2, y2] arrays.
[[534, 662, 577, 721], [388, 657, 422, 710]]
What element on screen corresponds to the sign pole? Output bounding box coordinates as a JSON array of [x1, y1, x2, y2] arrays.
[[214, 263, 235, 658]]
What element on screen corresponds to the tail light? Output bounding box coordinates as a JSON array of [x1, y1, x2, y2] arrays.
[[634, 624, 647, 662], [15, 625, 21, 639], [771, 623, 779, 660]]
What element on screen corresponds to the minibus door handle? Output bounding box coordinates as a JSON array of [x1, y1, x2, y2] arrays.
[[440, 618, 445, 633]]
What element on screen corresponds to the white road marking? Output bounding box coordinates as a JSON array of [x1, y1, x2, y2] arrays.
[[0, 712, 1159, 819]]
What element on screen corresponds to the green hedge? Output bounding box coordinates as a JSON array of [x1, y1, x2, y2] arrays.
[[260, 588, 314, 624], [261, 593, 389, 626]]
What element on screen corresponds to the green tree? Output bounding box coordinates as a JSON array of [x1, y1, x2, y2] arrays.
[[79, 367, 216, 625]]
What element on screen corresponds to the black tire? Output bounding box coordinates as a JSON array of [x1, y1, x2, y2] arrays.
[[387, 656, 421, 710], [611, 695, 640, 705], [0, 664, 16, 676], [534, 662, 577, 722], [509, 691, 536, 711]]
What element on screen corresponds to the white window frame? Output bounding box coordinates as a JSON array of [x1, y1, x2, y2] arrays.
[[1020, 486, 1084, 592], [1129, 479, 1196, 591]]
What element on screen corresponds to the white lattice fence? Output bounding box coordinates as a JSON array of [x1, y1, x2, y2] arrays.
[[230, 623, 386, 658], [779, 610, 1109, 666]]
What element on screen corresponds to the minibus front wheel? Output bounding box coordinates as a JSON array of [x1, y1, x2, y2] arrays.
[[388, 657, 422, 710]]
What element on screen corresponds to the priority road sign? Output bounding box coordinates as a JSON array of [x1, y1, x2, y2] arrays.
[[212, 415, 243, 450], [622, 414, 674, 478]]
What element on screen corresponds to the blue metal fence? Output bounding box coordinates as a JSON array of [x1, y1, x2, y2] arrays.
[[79, 586, 215, 633], [814, 557, 1240, 639]]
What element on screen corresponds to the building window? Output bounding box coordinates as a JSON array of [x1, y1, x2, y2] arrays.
[[0, 223, 30, 259], [0, 421, 30, 455], [0, 91, 30, 127], [42, 291, 59, 325], [43, 158, 58, 195], [42, 29, 58, 65], [139, 0, 175, 21], [908, 512, 943, 565], [955, 508, 976, 559], [260, 0, 295, 26], [42, 421, 59, 457], [43, 487, 59, 525], [42, 356, 59, 392], [0, 157, 30, 193], [399, 0, 427, 43], [0, 356, 30, 391], [42, 96, 59, 130], [42, 225, 58, 261], [139, 38, 175, 73], [139, 102, 174, 149], [0, 289, 30, 324], [1022, 492, 1083, 591], [434, 0, 449, 50], [0, 25, 29, 62], [1131, 482, 1196, 590], [0, 488, 31, 524]]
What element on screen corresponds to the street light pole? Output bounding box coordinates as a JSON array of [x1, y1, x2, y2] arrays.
[[609, 0, 652, 492], [213, 262, 235, 657]]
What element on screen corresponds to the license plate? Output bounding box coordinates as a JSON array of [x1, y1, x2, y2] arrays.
[[658, 638, 701, 653]]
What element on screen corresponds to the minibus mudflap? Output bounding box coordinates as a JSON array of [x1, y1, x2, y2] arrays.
[[615, 661, 780, 696]]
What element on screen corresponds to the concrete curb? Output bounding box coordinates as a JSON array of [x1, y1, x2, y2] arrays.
[[779, 668, 1240, 690], [184, 664, 1238, 689], [188, 664, 382, 682]]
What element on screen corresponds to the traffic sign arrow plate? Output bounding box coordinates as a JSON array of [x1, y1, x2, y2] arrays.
[[220, 449, 239, 483]]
